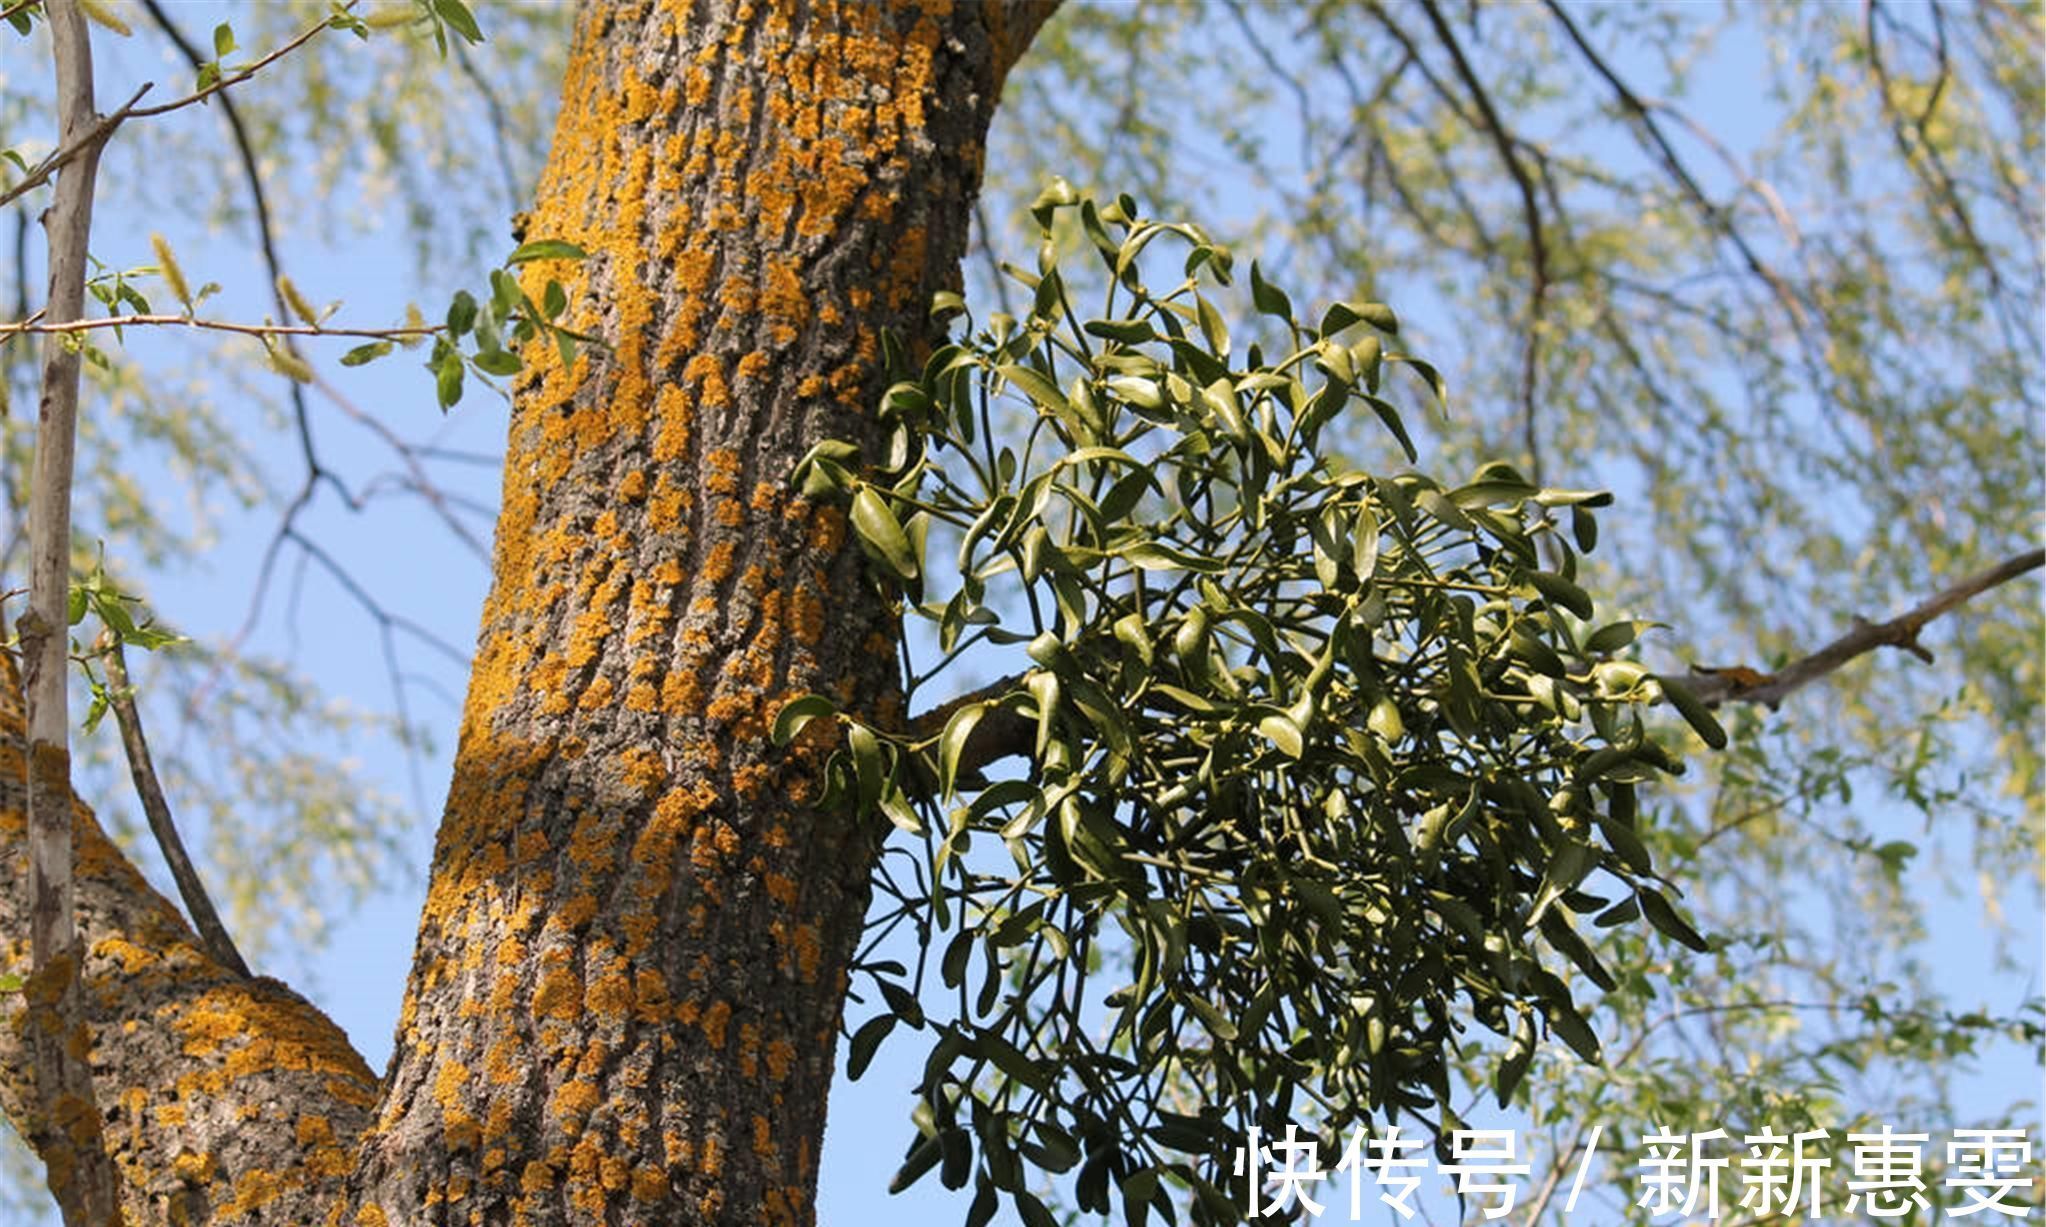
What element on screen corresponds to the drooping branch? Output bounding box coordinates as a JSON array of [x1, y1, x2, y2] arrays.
[[1414, 0, 1552, 481], [1686, 547, 2045, 708]]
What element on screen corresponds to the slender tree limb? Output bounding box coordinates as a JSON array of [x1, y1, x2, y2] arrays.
[[0, 82, 151, 213], [125, 2, 353, 119], [0, 312, 439, 342], [21, 4, 124, 1222], [100, 634, 251, 979], [1414, 0, 1551, 482], [1686, 547, 2045, 708]]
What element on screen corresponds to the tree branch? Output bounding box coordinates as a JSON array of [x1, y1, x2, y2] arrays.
[[21, 3, 123, 1220], [0, 312, 439, 342], [908, 672, 1035, 785], [1415, 0, 1552, 482], [101, 635, 251, 978], [0, 83, 150, 213], [1686, 547, 2045, 707]]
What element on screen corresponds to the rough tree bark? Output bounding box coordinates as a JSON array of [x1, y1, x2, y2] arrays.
[[0, 0, 1055, 1223]]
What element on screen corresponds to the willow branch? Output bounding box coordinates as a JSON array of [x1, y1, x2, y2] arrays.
[[0, 312, 439, 342], [125, 2, 354, 119], [1686, 548, 2045, 707], [1415, 0, 1551, 482], [21, 3, 124, 1222], [100, 636, 250, 978]]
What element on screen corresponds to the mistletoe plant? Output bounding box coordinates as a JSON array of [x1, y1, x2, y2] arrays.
[[781, 182, 1725, 1227]]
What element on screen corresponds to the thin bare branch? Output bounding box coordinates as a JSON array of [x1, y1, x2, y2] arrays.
[[100, 634, 251, 978], [1415, 0, 1551, 481], [1687, 548, 2045, 707]]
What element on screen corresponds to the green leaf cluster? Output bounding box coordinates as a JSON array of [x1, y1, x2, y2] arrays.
[[788, 186, 1718, 1225]]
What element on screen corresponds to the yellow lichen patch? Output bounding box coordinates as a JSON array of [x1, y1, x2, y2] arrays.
[[703, 447, 742, 495], [701, 540, 737, 586], [586, 967, 634, 1023], [616, 746, 668, 797], [444, 1109, 483, 1153], [486, 1036, 526, 1085], [514, 829, 551, 866], [809, 506, 846, 553], [534, 964, 584, 1021], [626, 681, 660, 712], [766, 1037, 796, 1082], [94, 936, 157, 975], [683, 353, 730, 410], [647, 472, 690, 536], [737, 1022, 761, 1078], [171, 1148, 216, 1184], [225, 1167, 293, 1218], [548, 1078, 602, 1127], [520, 1159, 557, 1194], [551, 892, 599, 933], [789, 581, 826, 646], [434, 1060, 471, 1112], [576, 675, 618, 712], [631, 1164, 668, 1202]]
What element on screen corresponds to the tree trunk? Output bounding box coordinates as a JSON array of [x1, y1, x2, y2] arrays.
[[0, 0, 1053, 1223]]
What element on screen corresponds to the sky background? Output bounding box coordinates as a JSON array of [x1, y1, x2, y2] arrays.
[[0, 2, 2036, 1223]]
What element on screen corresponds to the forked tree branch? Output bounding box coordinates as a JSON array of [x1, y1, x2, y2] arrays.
[[1687, 547, 2044, 707]]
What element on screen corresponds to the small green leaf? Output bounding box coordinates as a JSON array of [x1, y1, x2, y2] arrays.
[[1257, 712, 1303, 759], [340, 341, 394, 367], [1527, 571, 1594, 620], [1248, 260, 1292, 320], [851, 487, 919, 581], [212, 21, 236, 56], [997, 363, 1069, 417], [1657, 673, 1728, 749], [1544, 1000, 1603, 1063], [507, 238, 586, 264], [771, 694, 836, 746], [473, 347, 522, 377], [846, 1013, 894, 1080], [1194, 292, 1230, 357], [938, 702, 986, 799], [1639, 887, 1710, 952], [432, 0, 483, 43]]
